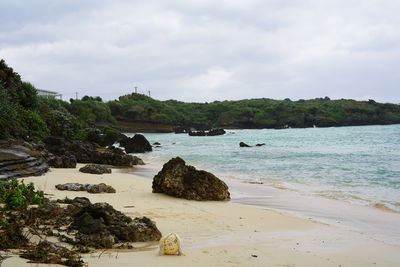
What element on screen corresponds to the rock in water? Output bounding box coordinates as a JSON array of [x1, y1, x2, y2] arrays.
[[239, 142, 251, 147], [119, 134, 152, 153], [79, 164, 111, 174], [152, 157, 230, 201]]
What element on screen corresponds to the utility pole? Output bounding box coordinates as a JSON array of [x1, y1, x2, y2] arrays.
[[134, 86, 138, 94], [75, 92, 78, 100], [148, 90, 151, 97]]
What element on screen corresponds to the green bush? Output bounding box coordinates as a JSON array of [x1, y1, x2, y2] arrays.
[[0, 180, 47, 209], [19, 109, 50, 137]]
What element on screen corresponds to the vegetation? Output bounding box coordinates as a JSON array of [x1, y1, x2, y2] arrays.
[[108, 94, 400, 129], [1, 59, 400, 139], [0, 180, 46, 209]]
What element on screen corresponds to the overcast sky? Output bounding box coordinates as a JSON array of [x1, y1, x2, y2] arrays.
[[1, 0, 399, 103]]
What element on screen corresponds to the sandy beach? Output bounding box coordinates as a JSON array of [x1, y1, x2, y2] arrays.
[[3, 165, 400, 267]]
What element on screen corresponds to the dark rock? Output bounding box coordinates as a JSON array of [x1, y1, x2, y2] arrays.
[[55, 183, 116, 193], [119, 134, 152, 153], [255, 143, 266, 147], [153, 142, 161, 146], [152, 157, 230, 201], [47, 154, 77, 168], [173, 126, 188, 134], [79, 164, 111, 174], [207, 128, 226, 136], [72, 202, 162, 248], [132, 156, 145, 165], [0, 139, 49, 180], [188, 130, 206, 136], [44, 137, 142, 167], [239, 142, 251, 147], [87, 130, 126, 147]]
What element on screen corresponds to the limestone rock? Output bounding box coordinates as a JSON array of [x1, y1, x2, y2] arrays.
[[152, 157, 230, 201], [55, 183, 116, 193], [119, 134, 152, 153], [79, 164, 111, 174]]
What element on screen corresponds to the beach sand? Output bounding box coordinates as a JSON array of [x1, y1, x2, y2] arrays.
[[3, 165, 400, 266]]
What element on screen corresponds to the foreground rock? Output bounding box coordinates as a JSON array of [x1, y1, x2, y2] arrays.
[[0, 139, 49, 180], [119, 134, 152, 153], [28, 197, 162, 249], [44, 137, 142, 167], [55, 183, 116, 193], [72, 202, 162, 248], [79, 164, 111, 174], [152, 157, 230, 201]]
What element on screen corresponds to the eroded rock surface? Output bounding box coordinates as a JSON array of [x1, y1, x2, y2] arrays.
[[119, 134, 152, 153], [152, 157, 230, 201], [55, 183, 116, 193], [79, 164, 111, 174]]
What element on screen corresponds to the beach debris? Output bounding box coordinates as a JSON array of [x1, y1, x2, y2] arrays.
[[251, 254, 258, 258], [159, 233, 182, 256], [79, 164, 111, 174], [55, 183, 116, 194], [119, 134, 152, 153], [239, 142, 251, 147], [152, 157, 230, 201]]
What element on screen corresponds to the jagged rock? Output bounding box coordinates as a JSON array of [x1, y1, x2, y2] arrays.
[[55, 183, 116, 193], [239, 142, 251, 147], [47, 154, 77, 168], [152, 157, 230, 201], [43, 137, 142, 167], [79, 164, 111, 174], [87, 130, 126, 147], [188, 130, 206, 136], [0, 139, 49, 180], [119, 134, 152, 153], [72, 202, 161, 248], [207, 129, 226, 136]]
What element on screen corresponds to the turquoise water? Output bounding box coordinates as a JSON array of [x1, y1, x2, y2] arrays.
[[135, 125, 400, 212]]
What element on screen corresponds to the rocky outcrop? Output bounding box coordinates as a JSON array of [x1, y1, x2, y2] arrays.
[[0, 139, 49, 180], [239, 142, 251, 147], [72, 202, 162, 248], [119, 134, 152, 153], [79, 164, 111, 174], [55, 183, 116, 193], [188, 129, 226, 136], [152, 157, 230, 201], [43, 137, 143, 167], [47, 154, 77, 168], [255, 143, 266, 147]]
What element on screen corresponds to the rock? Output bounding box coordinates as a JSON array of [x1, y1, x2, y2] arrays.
[[153, 142, 161, 146], [132, 156, 145, 165], [119, 134, 152, 153], [207, 128, 226, 136], [72, 202, 162, 248], [255, 143, 265, 147], [55, 183, 116, 193], [79, 164, 111, 174], [159, 233, 182, 255], [47, 154, 77, 168], [0, 139, 49, 180], [87, 183, 116, 194], [188, 131, 206, 136], [87, 130, 126, 147], [152, 157, 230, 201], [44, 137, 142, 167], [239, 142, 251, 147]]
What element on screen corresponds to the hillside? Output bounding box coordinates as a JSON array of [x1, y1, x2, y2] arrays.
[[108, 93, 400, 130]]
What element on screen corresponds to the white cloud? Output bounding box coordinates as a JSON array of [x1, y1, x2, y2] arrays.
[[0, 0, 399, 102]]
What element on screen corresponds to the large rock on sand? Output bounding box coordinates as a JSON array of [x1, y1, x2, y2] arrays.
[[152, 157, 230, 201]]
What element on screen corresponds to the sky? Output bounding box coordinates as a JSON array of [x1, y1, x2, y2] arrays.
[[0, 0, 399, 103]]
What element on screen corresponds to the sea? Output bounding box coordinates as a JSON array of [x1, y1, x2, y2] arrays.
[[126, 124, 400, 243]]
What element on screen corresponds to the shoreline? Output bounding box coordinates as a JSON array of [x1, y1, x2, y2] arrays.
[[3, 164, 398, 266]]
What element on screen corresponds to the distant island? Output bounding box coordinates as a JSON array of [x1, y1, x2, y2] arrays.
[[1, 59, 400, 139]]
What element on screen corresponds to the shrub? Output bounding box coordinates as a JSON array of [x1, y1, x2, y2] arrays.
[[0, 180, 47, 209]]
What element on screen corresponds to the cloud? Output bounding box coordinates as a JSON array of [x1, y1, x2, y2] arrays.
[[0, 0, 399, 103]]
